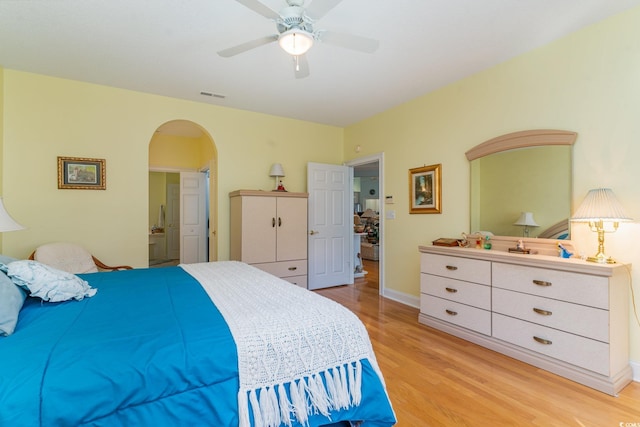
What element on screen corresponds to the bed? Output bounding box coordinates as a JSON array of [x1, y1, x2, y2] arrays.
[[0, 260, 396, 427]]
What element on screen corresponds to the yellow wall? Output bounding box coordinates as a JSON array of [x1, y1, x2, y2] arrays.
[[0, 67, 4, 249], [345, 7, 640, 362], [0, 70, 344, 266], [149, 133, 212, 170]]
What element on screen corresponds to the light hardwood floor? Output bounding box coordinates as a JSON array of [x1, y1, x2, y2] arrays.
[[316, 260, 640, 427]]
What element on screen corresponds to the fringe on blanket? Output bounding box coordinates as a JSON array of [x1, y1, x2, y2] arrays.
[[238, 360, 364, 427]]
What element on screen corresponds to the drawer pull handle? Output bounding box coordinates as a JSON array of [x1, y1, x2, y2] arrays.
[[288, 267, 297, 271], [533, 279, 552, 287], [533, 336, 552, 345], [445, 309, 458, 316], [445, 265, 458, 271], [533, 307, 552, 316], [445, 287, 458, 293]]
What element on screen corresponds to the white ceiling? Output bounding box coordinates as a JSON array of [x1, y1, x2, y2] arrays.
[[1, 0, 639, 127]]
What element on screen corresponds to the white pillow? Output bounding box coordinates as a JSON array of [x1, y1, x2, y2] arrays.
[[7, 260, 97, 302]]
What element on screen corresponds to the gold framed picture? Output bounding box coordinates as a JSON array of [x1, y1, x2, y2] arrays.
[[57, 156, 106, 190], [409, 163, 441, 214]]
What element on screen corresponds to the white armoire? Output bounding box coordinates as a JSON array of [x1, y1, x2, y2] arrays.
[[229, 190, 308, 288]]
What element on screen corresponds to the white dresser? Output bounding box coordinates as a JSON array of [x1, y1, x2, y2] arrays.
[[419, 244, 632, 395]]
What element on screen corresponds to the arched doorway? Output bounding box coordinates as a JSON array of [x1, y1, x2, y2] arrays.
[[148, 120, 218, 265]]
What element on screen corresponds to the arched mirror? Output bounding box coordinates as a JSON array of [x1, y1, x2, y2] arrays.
[[467, 129, 576, 239]]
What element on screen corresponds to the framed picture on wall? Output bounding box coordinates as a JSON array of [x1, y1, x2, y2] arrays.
[[409, 163, 441, 214], [57, 156, 106, 190]]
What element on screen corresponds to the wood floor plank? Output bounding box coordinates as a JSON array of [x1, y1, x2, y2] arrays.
[[315, 260, 640, 427]]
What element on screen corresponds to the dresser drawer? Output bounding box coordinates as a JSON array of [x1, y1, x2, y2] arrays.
[[283, 275, 307, 288], [420, 295, 491, 335], [492, 263, 609, 309], [493, 313, 609, 375], [252, 259, 307, 279], [421, 273, 491, 310], [492, 288, 609, 342], [421, 253, 491, 285]]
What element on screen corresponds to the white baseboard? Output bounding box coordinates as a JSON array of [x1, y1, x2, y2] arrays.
[[631, 360, 640, 382], [382, 288, 419, 308]]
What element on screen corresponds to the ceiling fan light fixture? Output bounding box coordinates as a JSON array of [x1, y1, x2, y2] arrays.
[[278, 28, 313, 56]]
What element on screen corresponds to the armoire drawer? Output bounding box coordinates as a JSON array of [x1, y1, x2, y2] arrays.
[[420, 295, 491, 335], [421, 253, 491, 285], [492, 287, 609, 342], [492, 313, 609, 375], [492, 263, 609, 309], [421, 273, 491, 310], [282, 275, 307, 288], [252, 259, 307, 278]]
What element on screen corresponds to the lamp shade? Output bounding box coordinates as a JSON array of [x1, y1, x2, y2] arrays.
[[0, 198, 24, 232], [571, 188, 632, 222], [361, 208, 377, 218], [278, 29, 314, 56], [513, 212, 539, 227], [269, 163, 285, 178]]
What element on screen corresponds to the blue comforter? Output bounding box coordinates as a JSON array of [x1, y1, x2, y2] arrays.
[[0, 266, 395, 426]]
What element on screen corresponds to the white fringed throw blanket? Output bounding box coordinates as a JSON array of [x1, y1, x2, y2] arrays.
[[180, 262, 385, 427]]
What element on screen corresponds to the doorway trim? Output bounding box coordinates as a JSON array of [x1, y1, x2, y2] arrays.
[[345, 152, 385, 296]]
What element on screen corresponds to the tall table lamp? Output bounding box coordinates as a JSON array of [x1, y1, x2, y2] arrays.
[[570, 188, 631, 264], [514, 212, 539, 237], [269, 163, 285, 191], [0, 198, 24, 233]]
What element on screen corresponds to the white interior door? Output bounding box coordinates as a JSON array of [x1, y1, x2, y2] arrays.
[[307, 162, 352, 290], [180, 172, 207, 264]]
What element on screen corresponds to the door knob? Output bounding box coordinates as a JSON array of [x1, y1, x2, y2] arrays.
[[309, 230, 319, 235]]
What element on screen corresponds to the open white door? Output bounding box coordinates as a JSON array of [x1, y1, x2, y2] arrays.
[[307, 162, 352, 290], [180, 172, 207, 264]]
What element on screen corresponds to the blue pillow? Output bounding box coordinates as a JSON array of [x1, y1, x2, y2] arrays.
[[0, 271, 27, 336], [7, 260, 97, 302]]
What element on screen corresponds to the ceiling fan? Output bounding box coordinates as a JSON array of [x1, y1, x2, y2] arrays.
[[217, 0, 379, 79]]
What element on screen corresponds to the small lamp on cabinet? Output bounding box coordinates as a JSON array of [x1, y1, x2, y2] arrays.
[[269, 163, 285, 191]]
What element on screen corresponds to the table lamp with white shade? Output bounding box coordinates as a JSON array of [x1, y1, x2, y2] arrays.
[[0, 198, 24, 233], [570, 188, 631, 264]]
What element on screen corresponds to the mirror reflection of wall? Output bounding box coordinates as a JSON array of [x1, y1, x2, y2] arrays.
[[148, 172, 179, 261], [470, 146, 571, 237]]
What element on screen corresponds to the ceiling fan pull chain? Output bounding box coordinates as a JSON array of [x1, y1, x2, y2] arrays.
[[295, 55, 300, 71]]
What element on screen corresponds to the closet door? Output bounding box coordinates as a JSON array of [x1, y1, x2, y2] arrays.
[[241, 196, 277, 264]]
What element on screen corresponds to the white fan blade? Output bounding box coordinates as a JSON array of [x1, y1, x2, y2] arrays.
[[235, 0, 280, 20], [294, 55, 310, 79], [306, 0, 343, 20], [318, 30, 379, 53], [217, 35, 279, 57]]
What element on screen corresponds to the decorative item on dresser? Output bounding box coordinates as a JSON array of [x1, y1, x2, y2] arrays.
[[229, 190, 308, 288], [418, 240, 632, 395]]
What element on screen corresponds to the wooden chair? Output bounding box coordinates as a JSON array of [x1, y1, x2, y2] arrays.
[[28, 242, 132, 274]]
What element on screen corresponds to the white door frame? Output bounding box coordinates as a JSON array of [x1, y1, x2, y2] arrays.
[[345, 153, 385, 296]]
